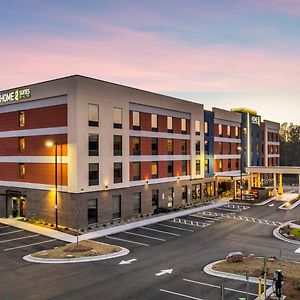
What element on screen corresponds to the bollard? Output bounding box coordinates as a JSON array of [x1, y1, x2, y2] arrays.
[[258, 277, 262, 300]]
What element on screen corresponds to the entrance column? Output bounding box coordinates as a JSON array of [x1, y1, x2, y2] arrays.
[[248, 173, 252, 192], [257, 173, 261, 188], [234, 180, 237, 200], [278, 173, 283, 195], [273, 173, 277, 197]]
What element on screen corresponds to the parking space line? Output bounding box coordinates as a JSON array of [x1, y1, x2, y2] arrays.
[[190, 215, 214, 222], [156, 223, 194, 232], [0, 230, 24, 236], [183, 278, 258, 296], [160, 289, 203, 300], [0, 225, 9, 229], [0, 234, 40, 244], [124, 231, 166, 241], [3, 239, 57, 251], [141, 226, 181, 236], [106, 236, 149, 246]]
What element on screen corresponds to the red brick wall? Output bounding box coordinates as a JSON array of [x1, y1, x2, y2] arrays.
[[158, 138, 167, 155], [173, 160, 181, 177], [141, 137, 151, 155], [158, 115, 167, 132], [158, 161, 168, 178], [140, 112, 151, 131], [0, 163, 68, 185], [141, 161, 152, 180], [0, 134, 67, 156], [0, 104, 67, 131]]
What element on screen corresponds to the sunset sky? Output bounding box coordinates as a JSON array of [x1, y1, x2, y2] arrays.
[[1, 0, 299, 124]]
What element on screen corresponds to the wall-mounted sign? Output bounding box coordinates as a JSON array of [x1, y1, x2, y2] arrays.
[[251, 115, 261, 126], [0, 88, 31, 104]]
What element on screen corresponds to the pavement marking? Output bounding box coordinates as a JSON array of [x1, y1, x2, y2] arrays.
[[159, 289, 203, 300], [172, 218, 209, 228], [124, 231, 166, 241], [141, 226, 181, 236], [189, 215, 214, 223], [119, 258, 137, 265], [0, 229, 24, 236], [192, 214, 222, 222], [0, 234, 40, 244], [183, 278, 258, 296], [3, 239, 57, 251], [155, 269, 173, 276], [106, 236, 149, 246], [0, 225, 9, 229], [156, 223, 194, 232]]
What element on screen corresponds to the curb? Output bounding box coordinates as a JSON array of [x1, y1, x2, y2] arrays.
[[203, 260, 273, 300], [273, 221, 300, 246], [23, 246, 129, 264]]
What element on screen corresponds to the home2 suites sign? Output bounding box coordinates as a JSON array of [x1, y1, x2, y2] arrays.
[[0, 88, 31, 104]]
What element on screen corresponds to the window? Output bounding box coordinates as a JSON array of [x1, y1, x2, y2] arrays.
[[236, 159, 239, 169], [219, 160, 223, 172], [228, 143, 232, 154], [132, 162, 140, 181], [114, 162, 122, 183], [196, 160, 201, 175], [235, 127, 239, 137], [167, 116, 173, 132], [181, 118, 187, 133], [195, 121, 200, 135], [113, 108, 122, 128], [152, 190, 159, 208], [219, 142, 223, 154], [133, 192, 141, 214], [88, 134, 99, 156], [152, 161, 158, 179], [88, 104, 99, 127], [132, 137, 140, 155], [151, 114, 158, 131], [227, 125, 231, 136], [182, 160, 187, 176], [113, 135, 122, 156], [228, 160, 231, 170], [19, 111, 25, 127], [88, 199, 98, 224], [19, 163, 25, 178], [196, 141, 201, 155], [167, 187, 174, 207], [182, 140, 187, 155], [152, 138, 158, 155], [133, 111, 140, 130], [204, 140, 209, 155], [218, 124, 223, 136], [19, 137, 25, 152], [88, 163, 99, 186], [168, 161, 173, 177], [204, 159, 209, 173], [182, 186, 187, 202], [167, 139, 173, 155], [204, 122, 208, 135], [112, 195, 121, 219]]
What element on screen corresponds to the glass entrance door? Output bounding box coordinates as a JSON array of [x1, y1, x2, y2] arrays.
[[12, 198, 19, 217]]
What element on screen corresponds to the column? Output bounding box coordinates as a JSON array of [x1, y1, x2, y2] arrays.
[[278, 173, 283, 195], [298, 175, 300, 198], [234, 180, 237, 200], [273, 173, 277, 197], [257, 173, 261, 188], [248, 173, 252, 192]]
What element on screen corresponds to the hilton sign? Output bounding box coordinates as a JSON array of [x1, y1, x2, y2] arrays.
[[0, 88, 31, 104]]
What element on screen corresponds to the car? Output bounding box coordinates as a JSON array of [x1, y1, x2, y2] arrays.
[[153, 206, 178, 214]]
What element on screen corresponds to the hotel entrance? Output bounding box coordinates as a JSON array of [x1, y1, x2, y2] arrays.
[[6, 191, 26, 218]]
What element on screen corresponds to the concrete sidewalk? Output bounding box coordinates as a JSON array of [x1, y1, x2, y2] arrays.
[[0, 201, 226, 243]]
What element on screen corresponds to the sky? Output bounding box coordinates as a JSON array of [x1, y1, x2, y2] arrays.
[[0, 0, 299, 124]]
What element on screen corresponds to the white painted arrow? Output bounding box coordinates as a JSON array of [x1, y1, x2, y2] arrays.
[[155, 269, 173, 276], [119, 259, 137, 265], [269, 204, 274, 207]]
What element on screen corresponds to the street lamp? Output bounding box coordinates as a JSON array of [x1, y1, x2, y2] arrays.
[[45, 140, 58, 229], [237, 145, 243, 201]]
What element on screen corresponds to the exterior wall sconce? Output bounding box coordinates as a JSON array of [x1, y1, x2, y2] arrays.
[[105, 185, 108, 190]]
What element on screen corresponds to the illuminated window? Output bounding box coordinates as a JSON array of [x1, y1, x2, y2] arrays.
[[167, 116, 173, 132], [19, 137, 25, 152], [132, 137, 140, 155], [204, 140, 209, 155], [204, 122, 209, 135], [19, 111, 25, 127], [218, 124, 223, 136], [132, 111, 140, 130], [113, 108, 122, 128], [182, 160, 187, 176], [181, 119, 187, 133], [167, 187, 174, 207], [196, 160, 201, 175], [167, 139, 173, 155], [151, 114, 158, 131], [19, 163, 25, 178], [204, 159, 209, 173], [152, 161, 158, 179], [219, 160, 223, 172], [195, 121, 201, 135], [88, 104, 99, 127], [235, 127, 239, 137], [227, 125, 231, 136]]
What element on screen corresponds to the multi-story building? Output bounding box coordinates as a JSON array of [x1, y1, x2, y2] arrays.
[[0, 75, 218, 228]]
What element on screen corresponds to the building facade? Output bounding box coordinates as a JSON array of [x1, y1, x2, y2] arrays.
[[0, 76, 280, 228]]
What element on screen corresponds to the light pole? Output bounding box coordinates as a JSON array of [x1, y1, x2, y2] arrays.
[[237, 145, 243, 201], [46, 140, 58, 229]]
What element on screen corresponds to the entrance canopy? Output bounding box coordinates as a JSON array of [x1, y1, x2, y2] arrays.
[[246, 166, 300, 175]]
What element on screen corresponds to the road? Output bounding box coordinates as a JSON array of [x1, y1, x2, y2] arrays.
[[0, 200, 299, 300]]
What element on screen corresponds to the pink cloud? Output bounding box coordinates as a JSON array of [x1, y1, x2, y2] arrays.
[[0, 28, 300, 95]]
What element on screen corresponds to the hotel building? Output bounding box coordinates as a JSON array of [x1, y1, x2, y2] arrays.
[[0, 75, 280, 228]]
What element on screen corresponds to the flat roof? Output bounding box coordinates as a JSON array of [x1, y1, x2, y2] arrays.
[[246, 166, 300, 175]]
